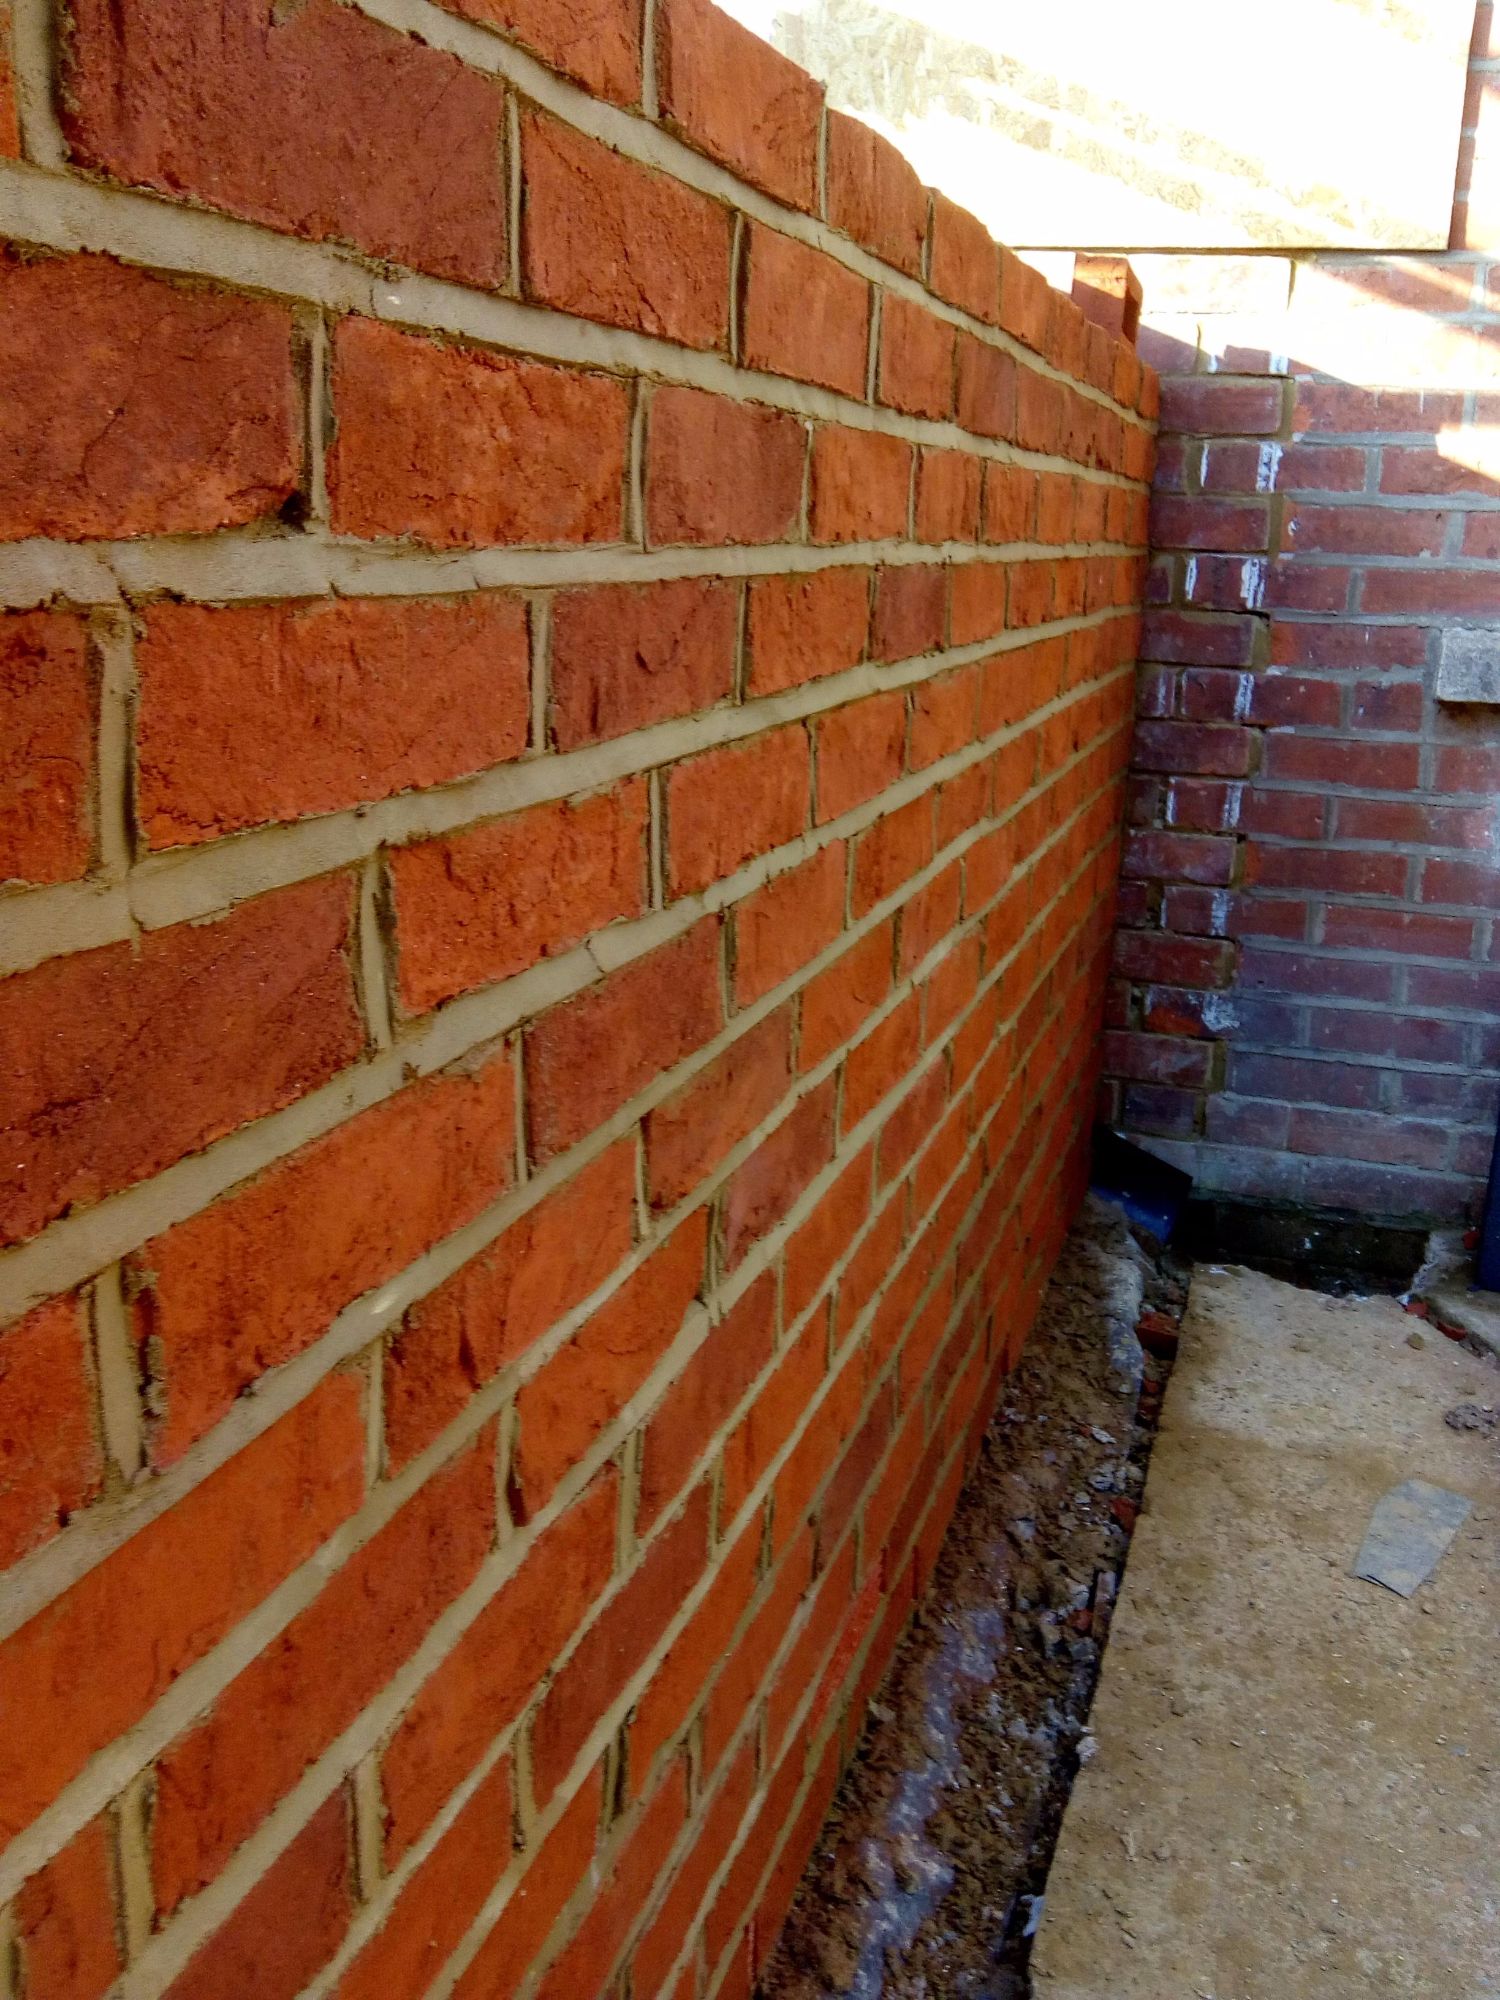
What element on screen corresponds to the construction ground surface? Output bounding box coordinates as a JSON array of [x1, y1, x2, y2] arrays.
[[1033, 1263, 1500, 2000]]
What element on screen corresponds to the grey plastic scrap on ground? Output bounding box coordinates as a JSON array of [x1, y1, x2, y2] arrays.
[[1351, 1479, 1472, 1597]]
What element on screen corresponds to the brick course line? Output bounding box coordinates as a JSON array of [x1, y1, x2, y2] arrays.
[[82, 803, 1118, 1998]]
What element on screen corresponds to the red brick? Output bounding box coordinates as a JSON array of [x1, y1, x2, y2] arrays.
[[721, 1332, 826, 1530], [628, 1516, 761, 1776], [1015, 367, 1064, 454], [646, 1012, 793, 1208], [530, 1484, 710, 1803], [1260, 734, 1420, 790], [783, 1146, 872, 1325], [1294, 385, 1461, 435], [823, 111, 927, 277], [1283, 503, 1448, 557], [871, 564, 947, 662], [390, 782, 648, 1012], [809, 426, 912, 543], [1159, 377, 1284, 436], [879, 294, 955, 420], [853, 797, 933, 916], [152, 1430, 496, 1911], [0, 1291, 102, 1572], [132, 1049, 516, 1462], [0, 1375, 364, 1844], [631, 1741, 756, 1995], [0, 252, 298, 540], [535, 1764, 690, 1999], [551, 577, 739, 746], [336, 1760, 512, 2000], [911, 666, 979, 769], [667, 725, 811, 895], [998, 248, 1052, 353], [638, 1273, 776, 1529], [955, 334, 1017, 440], [815, 690, 907, 822], [1360, 567, 1500, 615], [916, 449, 982, 544], [1378, 445, 1497, 495], [1133, 718, 1255, 778], [329, 317, 627, 548], [950, 562, 1008, 645], [723, 1078, 836, 1266], [522, 110, 730, 348], [984, 463, 1036, 544], [64, 0, 505, 284], [0, 610, 95, 886], [648, 386, 806, 546], [744, 224, 870, 397], [0, 5, 15, 157], [0, 875, 360, 1250], [929, 193, 998, 322], [657, 0, 821, 210], [452, 1773, 602, 2000], [799, 922, 895, 1071], [512, 1212, 707, 1510], [898, 860, 961, 975], [138, 595, 529, 848], [13, 1816, 120, 2000], [163, 1790, 353, 2000], [1151, 495, 1270, 552], [747, 567, 869, 694], [381, 1470, 617, 1858], [384, 1142, 635, 1474], [525, 920, 723, 1160], [733, 843, 848, 1007], [439, 0, 642, 103]]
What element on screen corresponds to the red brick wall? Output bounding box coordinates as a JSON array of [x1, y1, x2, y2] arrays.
[[0, 4, 1151, 1994], [1104, 5, 1500, 1223]]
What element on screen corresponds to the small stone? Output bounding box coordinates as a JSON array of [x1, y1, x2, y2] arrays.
[[1406, 1330, 1427, 1350]]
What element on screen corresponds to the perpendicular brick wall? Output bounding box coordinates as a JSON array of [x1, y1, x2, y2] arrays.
[[1103, 3, 1500, 1224], [0, 3, 1152, 1996]]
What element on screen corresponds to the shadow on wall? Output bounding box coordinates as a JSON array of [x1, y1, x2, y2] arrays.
[[1104, 255, 1500, 1224], [734, 0, 1473, 249]]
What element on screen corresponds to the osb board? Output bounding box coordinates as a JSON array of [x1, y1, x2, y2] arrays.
[[724, 0, 1475, 250]]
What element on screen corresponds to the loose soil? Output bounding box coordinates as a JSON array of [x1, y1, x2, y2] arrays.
[[758, 1198, 1186, 2000]]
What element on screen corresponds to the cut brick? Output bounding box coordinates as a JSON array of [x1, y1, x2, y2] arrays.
[[137, 595, 530, 847], [13, 1815, 121, 2000]]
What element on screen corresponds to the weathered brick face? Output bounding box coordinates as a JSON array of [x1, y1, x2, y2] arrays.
[[1103, 9, 1500, 1224], [0, 3, 1149, 1995]]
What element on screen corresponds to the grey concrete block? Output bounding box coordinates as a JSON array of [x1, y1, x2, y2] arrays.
[[1436, 627, 1500, 705]]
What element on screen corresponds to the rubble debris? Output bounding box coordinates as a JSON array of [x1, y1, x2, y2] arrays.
[[757, 1197, 1187, 2000], [1351, 1478, 1472, 1598]]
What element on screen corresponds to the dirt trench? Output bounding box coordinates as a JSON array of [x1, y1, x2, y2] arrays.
[[758, 1197, 1186, 2000]]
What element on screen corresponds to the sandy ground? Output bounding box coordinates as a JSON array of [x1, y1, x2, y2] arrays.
[[1032, 1265, 1500, 2000]]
